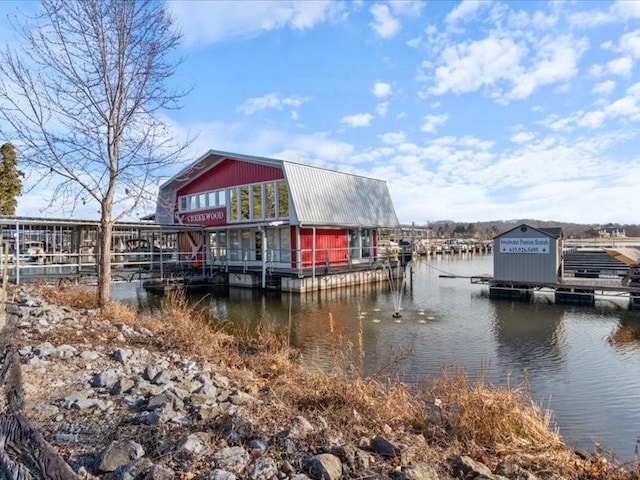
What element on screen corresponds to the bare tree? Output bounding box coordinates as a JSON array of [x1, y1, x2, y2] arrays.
[[0, 0, 188, 306]]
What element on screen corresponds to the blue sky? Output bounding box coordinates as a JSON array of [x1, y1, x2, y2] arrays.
[[3, 0, 640, 225]]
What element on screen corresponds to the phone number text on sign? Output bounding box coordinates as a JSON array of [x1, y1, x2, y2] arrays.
[[499, 237, 550, 254]]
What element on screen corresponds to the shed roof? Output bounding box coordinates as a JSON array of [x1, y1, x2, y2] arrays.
[[156, 150, 399, 228], [494, 223, 563, 239]]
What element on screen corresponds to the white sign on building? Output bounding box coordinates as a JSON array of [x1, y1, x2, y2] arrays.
[[499, 237, 550, 254]]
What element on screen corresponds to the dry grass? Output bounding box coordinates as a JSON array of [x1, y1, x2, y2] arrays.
[[17, 284, 640, 479], [25, 283, 99, 310], [427, 366, 562, 452]]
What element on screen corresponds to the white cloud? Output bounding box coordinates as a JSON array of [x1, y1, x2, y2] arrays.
[[445, 0, 487, 25], [570, 0, 640, 28], [606, 57, 633, 77], [427, 35, 526, 96], [378, 131, 406, 144], [421, 113, 449, 133], [341, 113, 374, 128], [372, 81, 392, 98], [388, 0, 425, 18], [168, 0, 341, 45], [592, 80, 616, 95], [620, 30, 640, 58], [507, 35, 586, 101], [238, 93, 310, 115], [369, 3, 401, 38], [510, 131, 535, 143]]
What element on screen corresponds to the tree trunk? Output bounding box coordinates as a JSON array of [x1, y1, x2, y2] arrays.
[[98, 212, 113, 308]]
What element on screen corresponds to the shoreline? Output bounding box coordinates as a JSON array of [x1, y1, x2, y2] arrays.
[[0, 284, 637, 479]]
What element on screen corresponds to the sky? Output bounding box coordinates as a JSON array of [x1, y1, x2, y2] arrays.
[[2, 0, 640, 226]]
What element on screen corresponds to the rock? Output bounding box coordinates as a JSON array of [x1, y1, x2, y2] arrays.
[[80, 351, 101, 361], [146, 464, 175, 480], [177, 432, 210, 457], [495, 462, 540, 480], [396, 462, 439, 480], [97, 440, 145, 473], [453, 455, 508, 480], [111, 348, 131, 363], [247, 437, 268, 456], [91, 369, 120, 388], [111, 378, 135, 395], [306, 453, 342, 480], [34, 342, 57, 358], [289, 416, 314, 437], [230, 390, 260, 406], [212, 446, 250, 475], [247, 456, 278, 479], [206, 470, 237, 480], [370, 435, 401, 458], [56, 344, 78, 358]]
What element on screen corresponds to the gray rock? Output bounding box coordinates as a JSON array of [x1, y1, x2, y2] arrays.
[[17, 345, 32, 356], [397, 463, 439, 480], [289, 416, 314, 437], [56, 344, 77, 359], [370, 435, 401, 458], [306, 453, 342, 480], [247, 456, 278, 479], [111, 378, 136, 395], [212, 446, 250, 475], [97, 440, 145, 473], [51, 433, 80, 443], [143, 365, 160, 382], [176, 432, 211, 456], [206, 470, 237, 480], [91, 369, 120, 388], [111, 348, 132, 363], [151, 370, 173, 385], [34, 342, 57, 358], [230, 390, 260, 406], [146, 464, 175, 480], [80, 351, 101, 361], [454, 455, 508, 480]]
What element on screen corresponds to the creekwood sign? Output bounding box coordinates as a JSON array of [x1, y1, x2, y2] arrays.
[[499, 237, 550, 254], [176, 208, 226, 227]]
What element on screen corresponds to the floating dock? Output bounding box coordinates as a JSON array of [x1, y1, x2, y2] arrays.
[[470, 275, 640, 310]]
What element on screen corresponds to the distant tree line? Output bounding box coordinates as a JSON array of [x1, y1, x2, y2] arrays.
[[424, 220, 640, 239]]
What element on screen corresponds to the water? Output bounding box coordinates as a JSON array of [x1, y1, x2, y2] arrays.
[[115, 254, 640, 462]]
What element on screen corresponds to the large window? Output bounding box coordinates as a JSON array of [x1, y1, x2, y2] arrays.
[[178, 189, 226, 212], [265, 183, 275, 218], [252, 185, 262, 219], [278, 181, 289, 218], [230, 188, 238, 221]]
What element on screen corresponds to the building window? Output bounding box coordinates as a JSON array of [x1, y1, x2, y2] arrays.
[[218, 190, 226, 207], [279, 228, 291, 262], [229, 230, 241, 260], [198, 193, 207, 209], [208, 192, 216, 208], [278, 181, 289, 218], [240, 186, 250, 220], [252, 184, 263, 220], [265, 183, 276, 219], [179, 197, 187, 211], [229, 188, 238, 221]]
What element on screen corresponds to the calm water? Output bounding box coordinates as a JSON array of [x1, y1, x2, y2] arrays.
[[114, 254, 640, 462]]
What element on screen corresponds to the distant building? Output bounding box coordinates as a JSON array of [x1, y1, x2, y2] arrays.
[[598, 224, 626, 238]]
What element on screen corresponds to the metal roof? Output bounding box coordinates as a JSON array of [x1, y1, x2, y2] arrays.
[[283, 162, 398, 227], [494, 223, 563, 239], [157, 150, 399, 228]]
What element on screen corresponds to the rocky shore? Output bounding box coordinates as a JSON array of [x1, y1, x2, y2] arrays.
[[0, 286, 636, 480]]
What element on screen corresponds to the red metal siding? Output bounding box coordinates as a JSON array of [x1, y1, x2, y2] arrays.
[[299, 228, 348, 267], [178, 158, 284, 196]]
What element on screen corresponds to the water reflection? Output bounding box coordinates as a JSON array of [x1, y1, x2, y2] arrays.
[[491, 302, 568, 381]]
